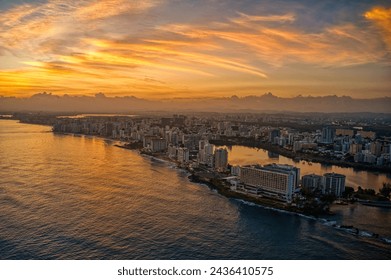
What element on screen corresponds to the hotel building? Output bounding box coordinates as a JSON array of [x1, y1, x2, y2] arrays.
[[239, 164, 299, 202]]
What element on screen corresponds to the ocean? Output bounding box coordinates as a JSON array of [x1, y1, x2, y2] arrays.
[[0, 120, 390, 259]]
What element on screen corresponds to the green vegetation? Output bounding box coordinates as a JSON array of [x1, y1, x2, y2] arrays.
[[353, 184, 391, 201], [342, 186, 355, 198], [379, 183, 391, 199]]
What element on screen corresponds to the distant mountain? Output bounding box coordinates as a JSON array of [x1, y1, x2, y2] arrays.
[[1, 92, 390, 113]]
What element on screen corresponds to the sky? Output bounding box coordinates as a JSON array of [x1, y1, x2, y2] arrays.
[[0, 0, 390, 99]]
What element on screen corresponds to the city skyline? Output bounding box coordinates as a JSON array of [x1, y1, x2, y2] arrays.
[[0, 0, 390, 99]]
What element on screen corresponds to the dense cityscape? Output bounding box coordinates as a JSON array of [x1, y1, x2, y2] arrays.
[[8, 112, 391, 216], [1, 0, 391, 271]]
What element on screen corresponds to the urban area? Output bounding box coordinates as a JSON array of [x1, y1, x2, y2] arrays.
[[12, 112, 391, 215]]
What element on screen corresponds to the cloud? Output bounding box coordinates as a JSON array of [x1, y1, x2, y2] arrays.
[[231, 12, 296, 25], [159, 10, 390, 67], [0, 0, 390, 99], [364, 6, 391, 51], [75, 0, 158, 20], [0, 0, 159, 55]]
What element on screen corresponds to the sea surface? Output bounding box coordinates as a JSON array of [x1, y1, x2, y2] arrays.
[[0, 120, 390, 259]]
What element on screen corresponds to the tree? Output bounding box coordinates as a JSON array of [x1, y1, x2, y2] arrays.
[[342, 186, 354, 198], [363, 188, 376, 196], [379, 183, 391, 199]]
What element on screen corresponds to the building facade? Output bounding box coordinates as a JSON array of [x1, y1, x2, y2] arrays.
[[302, 174, 322, 192], [322, 172, 346, 197], [240, 164, 299, 202], [214, 148, 228, 172]]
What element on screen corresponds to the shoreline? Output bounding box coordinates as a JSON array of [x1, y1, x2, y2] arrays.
[[115, 144, 391, 244], [9, 118, 390, 174], [114, 143, 335, 217], [187, 173, 333, 217], [9, 125, 391, 245]]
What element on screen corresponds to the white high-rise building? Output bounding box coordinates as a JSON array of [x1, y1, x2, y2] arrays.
[[214, 148, 228, 172], [240, 164, 299, 202], [322, 173, 346, 197], [199, 143, 215, 167], [198, 140, 209, 164], [177, 147, 189, 163], [150, 138, 166, 152]]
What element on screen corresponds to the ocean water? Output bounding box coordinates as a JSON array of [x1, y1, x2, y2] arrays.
[[0, 120, 390, 259]]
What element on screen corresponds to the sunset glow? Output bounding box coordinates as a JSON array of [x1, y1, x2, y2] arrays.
[[0, 0, 390, 99]]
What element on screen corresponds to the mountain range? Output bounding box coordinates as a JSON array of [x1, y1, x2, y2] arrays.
[[1, 93, 390, 113]]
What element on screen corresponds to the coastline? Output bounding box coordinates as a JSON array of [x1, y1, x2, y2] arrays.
[[5, 122, 390, 245], [8, 118, 390, 174], [115, 142, 333, 217], [114, 143, 391, 245], [187, 171, 391, 245], [187, 173, 332, 216]]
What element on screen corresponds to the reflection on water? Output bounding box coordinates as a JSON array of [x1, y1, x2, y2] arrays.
[[0, 120, 390, 259], [57, 114, 138, 119], [221, 145, 391, 191]]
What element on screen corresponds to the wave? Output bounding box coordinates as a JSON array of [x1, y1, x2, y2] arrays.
[[321, 220, 337, 227], [359, 231, 373, 238], [235, 199, 391, 246], [234, 199, 316, 220], [382, 238, 391, 244]]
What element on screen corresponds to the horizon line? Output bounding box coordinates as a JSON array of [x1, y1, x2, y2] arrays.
[[2, 92, 391, 100]]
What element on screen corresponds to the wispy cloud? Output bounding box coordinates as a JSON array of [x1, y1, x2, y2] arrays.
[[0, 0, 390, 98], [364, 6, 391, 51], [75, 0, 158, 20], [160, 11, 390, 68], [231, 12, 296, 25]]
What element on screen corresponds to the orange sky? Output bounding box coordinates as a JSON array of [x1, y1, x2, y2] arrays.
[[0, 0, 390, 99]]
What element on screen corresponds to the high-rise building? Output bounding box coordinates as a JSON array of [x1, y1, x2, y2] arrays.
[[167, 144, 177, 159], [214, 148, 228, 172], [150, 138, 166, 152], [264, 164, 300, 189], [177, 147, 189, 163], [203, 143, 215, 167], [302, 174, 322, 192], [320, 126, 335, 144], [240, 164, 299, 202], [370, 141, 382, 157], [143, 135, 155, 148], [322, 173, 346, 197], [199, 139, 209, 151], [198, 140, 208, 164], [349, 143, 362, 155], [269, 129, 280, 143]]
